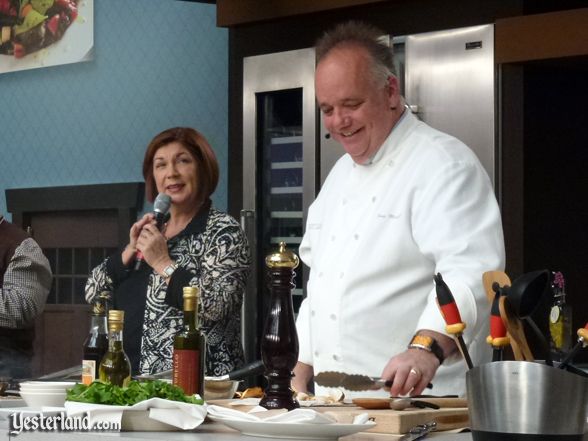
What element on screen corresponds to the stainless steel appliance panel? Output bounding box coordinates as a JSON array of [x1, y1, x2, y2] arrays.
[[405, 25, 495, 187], [242, 48, 317, 365]]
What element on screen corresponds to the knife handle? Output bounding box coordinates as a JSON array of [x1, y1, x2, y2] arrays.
[[227, 360, 265, 380], [382, 380, 433, 389]]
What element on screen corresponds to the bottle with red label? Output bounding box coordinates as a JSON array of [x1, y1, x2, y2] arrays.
[[173, 286, 206, 396]]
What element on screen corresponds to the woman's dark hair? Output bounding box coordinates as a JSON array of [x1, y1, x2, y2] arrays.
[[142, 127, 219, 205]]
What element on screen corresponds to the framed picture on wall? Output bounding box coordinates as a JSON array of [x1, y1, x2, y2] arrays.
[[0, 0, 93, 74]]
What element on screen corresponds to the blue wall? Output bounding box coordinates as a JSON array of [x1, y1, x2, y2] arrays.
[[0, 0, 228, 219]]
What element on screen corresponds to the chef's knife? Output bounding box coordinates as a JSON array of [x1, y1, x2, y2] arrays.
[[398, 421, 437, 441], [314, 371, 432, 391]]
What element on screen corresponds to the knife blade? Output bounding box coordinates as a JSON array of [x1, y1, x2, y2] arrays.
[[314, 371, 432, 391], [314, 371, 391, 390], [398, 421, 437, 441]]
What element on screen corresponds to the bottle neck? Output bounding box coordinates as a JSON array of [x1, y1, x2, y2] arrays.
[[91, 314, 108, 333], [108, 328, 124, 351], [183, 300, 199, 330]]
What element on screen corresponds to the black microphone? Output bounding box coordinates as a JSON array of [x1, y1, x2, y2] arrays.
[[134, 193, 172, 271]]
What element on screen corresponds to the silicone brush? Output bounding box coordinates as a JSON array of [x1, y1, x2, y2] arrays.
[[486, 284, 510, 362], [434, 273, 474, 369]]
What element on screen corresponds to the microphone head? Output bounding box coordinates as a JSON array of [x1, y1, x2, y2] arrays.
[[153, 193, 172, 215]]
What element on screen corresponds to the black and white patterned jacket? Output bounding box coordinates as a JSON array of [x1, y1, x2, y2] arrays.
[[85, 206, 251, 376]]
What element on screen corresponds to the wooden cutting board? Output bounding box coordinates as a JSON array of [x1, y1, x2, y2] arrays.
[[316, 406, 469, 434]]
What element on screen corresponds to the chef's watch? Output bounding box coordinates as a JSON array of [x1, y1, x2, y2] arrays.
[[408, 334, 445, 365], [160, 262, 178, 279]]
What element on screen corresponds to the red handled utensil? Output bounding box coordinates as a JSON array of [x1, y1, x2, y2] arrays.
[[486, 284, 510, 362], [434, 273, 474, 369], [558, 322, 588, 370]]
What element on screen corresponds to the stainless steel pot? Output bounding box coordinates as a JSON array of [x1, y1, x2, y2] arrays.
[[466, 361, 588, 440]]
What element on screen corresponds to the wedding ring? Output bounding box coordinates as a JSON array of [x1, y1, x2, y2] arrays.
[[409, 368, 420, 376]]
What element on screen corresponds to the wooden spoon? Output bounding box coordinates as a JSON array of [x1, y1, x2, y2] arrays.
[[482, 271, 511, 303], [499, 296, 534, 361]]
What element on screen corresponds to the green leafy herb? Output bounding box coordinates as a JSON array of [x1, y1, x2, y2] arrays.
[[66, 380, 204, 406]]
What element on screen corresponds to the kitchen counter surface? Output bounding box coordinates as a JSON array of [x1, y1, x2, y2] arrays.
[[1, 420, 587, 441], [0, 419, 471, 440]]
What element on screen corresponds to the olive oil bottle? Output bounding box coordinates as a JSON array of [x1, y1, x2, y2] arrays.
[[549, 271, 572, 362], [82, 293, 109, 385], [173, 286, 206, 396], [99, 309, 131, 387]]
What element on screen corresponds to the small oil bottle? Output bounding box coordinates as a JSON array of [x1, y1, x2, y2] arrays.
[[549, 271, 573, 362], [99, 309, 131, 387]]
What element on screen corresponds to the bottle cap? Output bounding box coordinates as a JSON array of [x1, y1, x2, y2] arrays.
[[183, 286, 199, 298], [265, 241, 299, 269], [109, 309, 124, 323]]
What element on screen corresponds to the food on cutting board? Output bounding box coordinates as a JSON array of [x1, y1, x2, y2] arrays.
[[0, 0, 79, 58], [296, 388, 345, 405], [66, 380, 204, 406], [235, 386, 263, 399]]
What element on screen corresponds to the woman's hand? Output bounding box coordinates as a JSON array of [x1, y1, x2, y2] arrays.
[[135, 221, 171, 272], [122, 214, 158, 267]]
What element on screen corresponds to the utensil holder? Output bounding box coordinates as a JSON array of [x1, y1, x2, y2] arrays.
[[466, 361, 588, 440]]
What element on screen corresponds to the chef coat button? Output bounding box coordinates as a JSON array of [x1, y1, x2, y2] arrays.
[[314, 350, 319, 357], [330, 313, 337, 321], [388, 160, 394, 167], [311, 310, 316, 317], [331, 235, 336, 241], [318, 272, 323, 278], [372, 196, 377, 203], [354, 234, 359, 240], [332, 354, 340, 361], [342, 198, 347, 205], [339, 272, 344, 278]]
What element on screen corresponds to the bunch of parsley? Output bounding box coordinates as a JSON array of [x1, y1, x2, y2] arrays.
[[66, 380, 204, 406]]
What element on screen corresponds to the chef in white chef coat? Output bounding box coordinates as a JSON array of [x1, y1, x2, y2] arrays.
[[292, 21, 505, 398]]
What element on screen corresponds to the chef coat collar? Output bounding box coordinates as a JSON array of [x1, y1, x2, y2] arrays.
[[362, 106, 416, 166]]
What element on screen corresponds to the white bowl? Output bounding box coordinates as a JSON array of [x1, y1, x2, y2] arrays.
[[19, 381, 76, 390], [19, 390, 67, 408], [204, 379, 240, 400], [19, 387, 69, 394]]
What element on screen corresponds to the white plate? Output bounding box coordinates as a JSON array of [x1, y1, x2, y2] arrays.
[[208, 416, 375, 440], [0, 0, 93, 74]]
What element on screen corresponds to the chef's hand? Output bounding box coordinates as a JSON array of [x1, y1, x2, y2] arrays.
[[292, 361, 314, 394], [122, 213, 158, 266], [381, 330, 456, 397]]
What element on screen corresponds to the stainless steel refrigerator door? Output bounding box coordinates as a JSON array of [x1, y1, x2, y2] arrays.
[[405, 24, 496, 188], [242, 48, 317, 366]]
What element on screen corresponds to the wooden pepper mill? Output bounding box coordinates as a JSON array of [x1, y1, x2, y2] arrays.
[[259, 241, 300, 410]]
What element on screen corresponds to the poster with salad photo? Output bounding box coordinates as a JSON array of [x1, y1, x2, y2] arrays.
[[0, 0, 93, 74]]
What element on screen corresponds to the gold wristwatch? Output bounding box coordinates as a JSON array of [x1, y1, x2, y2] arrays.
[[408, 334, 445, 365]]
